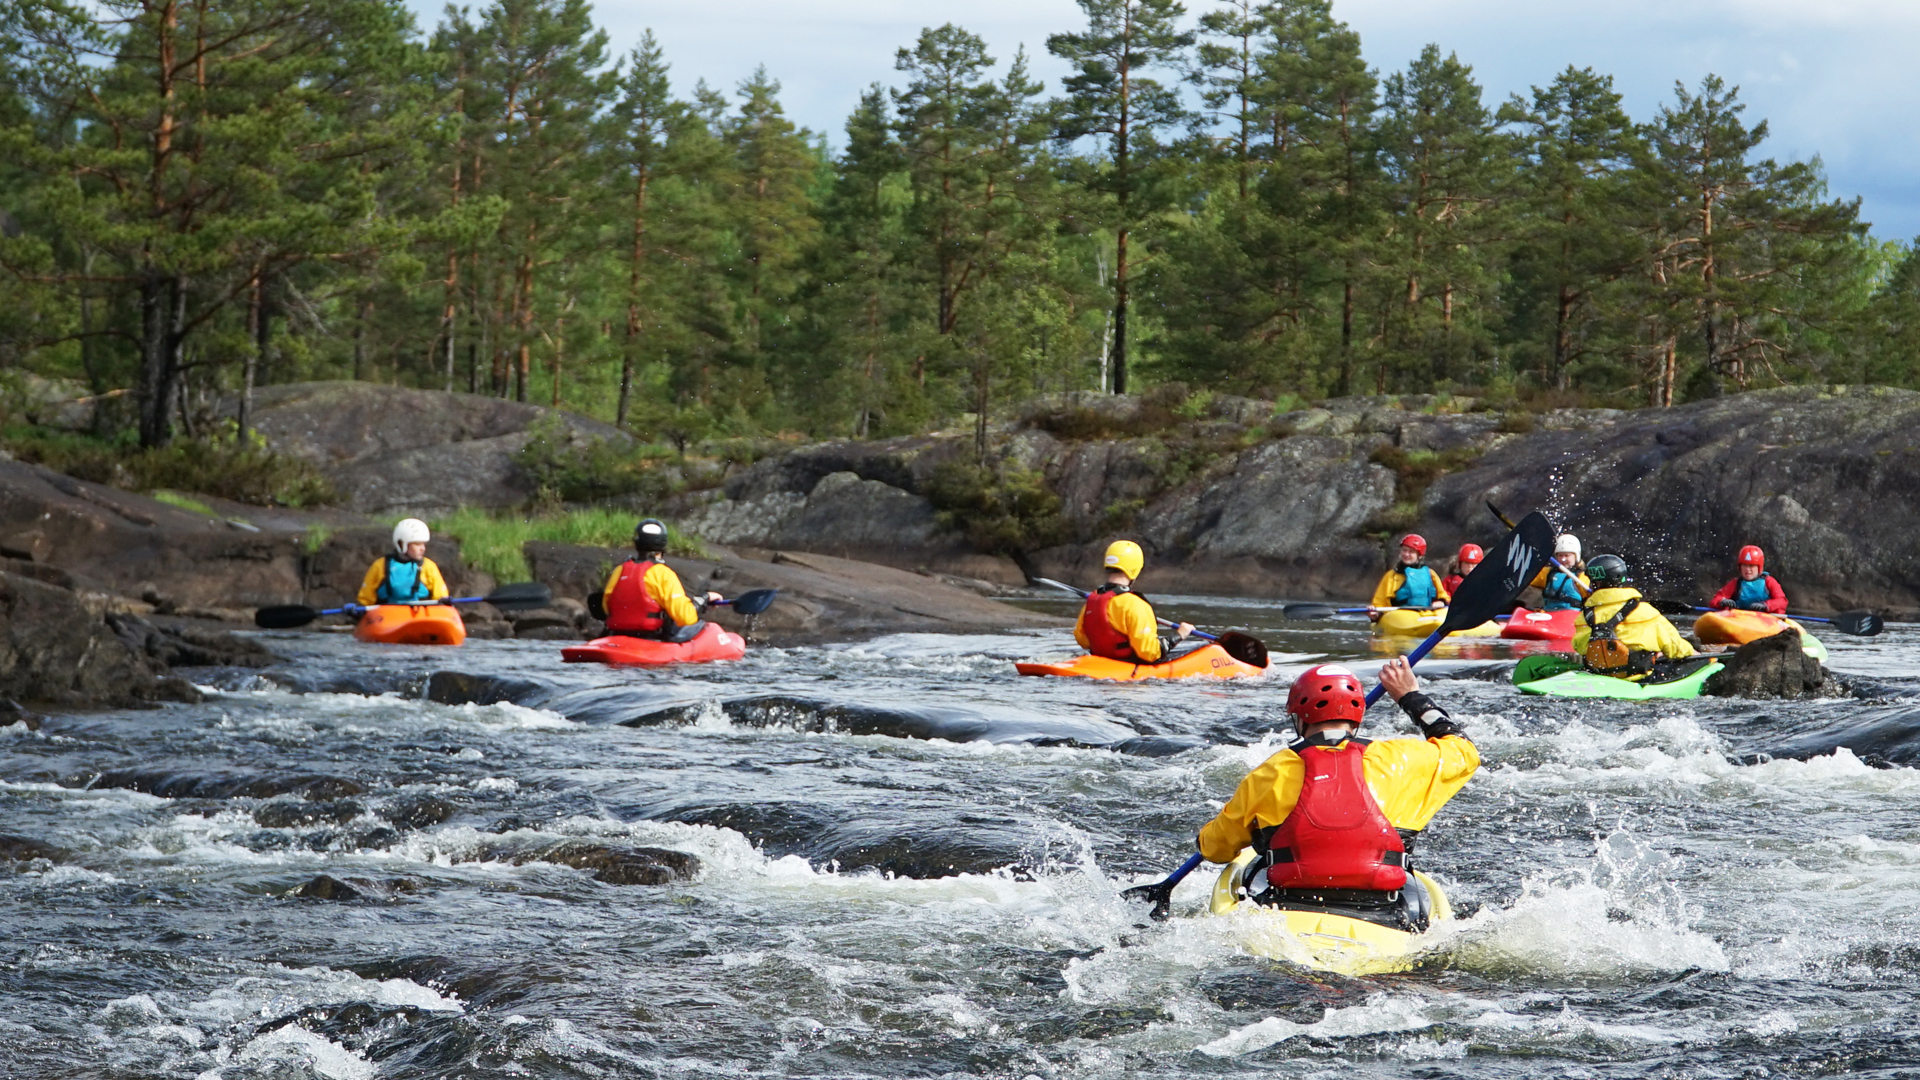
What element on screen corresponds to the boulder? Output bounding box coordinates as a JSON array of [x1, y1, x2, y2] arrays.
[[1426, 385, 1920, 612], [0, 571, 202, 707], [524, 542, 1061, 645], [465, 840, 701, 886], [1704, 629, 1840, 699], [236, 381, 629, 515]]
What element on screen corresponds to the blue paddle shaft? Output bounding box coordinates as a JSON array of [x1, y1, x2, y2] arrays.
[[1364, 627, 1445, 707], [1153, 852, 1207, 892]]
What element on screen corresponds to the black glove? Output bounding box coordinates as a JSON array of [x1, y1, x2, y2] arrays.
[[1396, 690, 1464, 740]]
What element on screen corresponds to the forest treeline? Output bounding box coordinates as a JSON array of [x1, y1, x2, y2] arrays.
[[3, 0, 1920, 451]]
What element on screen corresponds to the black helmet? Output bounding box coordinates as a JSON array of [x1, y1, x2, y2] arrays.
[[634, 517, 669, 554], [1586, 553, 1630, 587]]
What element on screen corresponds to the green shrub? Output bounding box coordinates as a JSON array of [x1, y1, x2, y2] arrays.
[[442, 506, 709, 582], [512, 416, 679, 503], [0, 422, 337, 507], [926, 461, 1069, 557]]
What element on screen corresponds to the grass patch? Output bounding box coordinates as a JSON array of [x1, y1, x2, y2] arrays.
[[442, 507, 709, 582], [150, 489, 217, 517]]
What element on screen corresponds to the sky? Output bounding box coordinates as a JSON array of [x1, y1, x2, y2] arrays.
[[403, 0, 1920, 242]]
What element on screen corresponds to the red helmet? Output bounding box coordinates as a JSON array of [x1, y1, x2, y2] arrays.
[[1457, 543, 1484, 567], [1288, 664, 1367, 727], [1399, 534, 1428, 556], [1738, 545, 1764, 569]]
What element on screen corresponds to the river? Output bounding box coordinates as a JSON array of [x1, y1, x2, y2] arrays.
[[5, 596, 1920, 1078]]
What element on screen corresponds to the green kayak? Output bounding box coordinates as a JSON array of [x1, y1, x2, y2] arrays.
[[1513, 654, 1722, 700]]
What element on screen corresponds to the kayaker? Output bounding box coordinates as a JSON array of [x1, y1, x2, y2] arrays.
[[1572, 553, 1695, 677], [597, 518, 723, 643], [1710, 545, 1788, 613], [1196, 659, 1477, 930], [1440, 543, 1482, 595], [356, 518, 451, 606], [1528, 534, 1588, 611], [1368, 534, 1449, 620], [1074, 540, 1194, 663]]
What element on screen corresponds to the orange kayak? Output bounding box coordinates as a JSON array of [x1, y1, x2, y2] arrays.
[[562, 622, 747, 666], [354, 604, 466, 646], [1014, 643, 1265, 681], [1500, 608, 1578, 641], [1693, 609, 1826, 661]]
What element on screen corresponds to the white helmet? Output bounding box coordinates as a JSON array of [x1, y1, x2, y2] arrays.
[[392, 518, 431, 556], [1554, 533, 1581, 560]]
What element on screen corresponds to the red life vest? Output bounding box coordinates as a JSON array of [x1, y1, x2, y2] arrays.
[[1080, 586, 1142, 661], [604, 558, 668, 637], [1264, 738, 1408, 892], [1440, 573, 1465, 595]]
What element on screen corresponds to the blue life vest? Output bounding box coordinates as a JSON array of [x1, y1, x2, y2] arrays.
[[377, 557, 430, 604], [1543, 569, 1584, 611], [1736, 574, 1773, 608], [1393, 566, 1438, 607]]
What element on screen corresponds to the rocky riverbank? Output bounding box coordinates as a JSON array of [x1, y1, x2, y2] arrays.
[[673, 385, 1920, 614]]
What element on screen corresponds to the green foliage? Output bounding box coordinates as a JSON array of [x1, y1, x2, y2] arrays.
[[442, 506, 709, 581], [0, 422, 337, 506], [511, 416, 680, 503], [926, 460, 1069, 556], [1368, 444, 1484, 508], [0, 0, 1897, 469]]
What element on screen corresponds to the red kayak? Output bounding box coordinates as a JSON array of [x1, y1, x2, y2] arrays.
[[561, 622, 747, 666], [1500, 608, 1578, 642]]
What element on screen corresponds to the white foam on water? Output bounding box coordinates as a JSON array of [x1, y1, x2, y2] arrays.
[[198, 1025, 373, 1080], [0, 778, 168, 808], [1196, 993, 1436, 1056], [444, 700, 577, 730], [1436, 830, 1729, 977]]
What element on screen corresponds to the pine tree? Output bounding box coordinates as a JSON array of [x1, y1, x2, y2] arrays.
[[0, 0, 432, 445], [1636, 75, 1865, 402], [1049, 0, 1194, 394], [1497, 67, 1642, 391], [1375, 44, 1501, 386]]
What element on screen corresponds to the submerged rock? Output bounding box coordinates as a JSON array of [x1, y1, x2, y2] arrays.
[[0, 834, 66, 862], [287, 874, 363, 900], [1705, 629, 1839, 699], [466, 839, 701, 886], [84, 769, 367, 800]]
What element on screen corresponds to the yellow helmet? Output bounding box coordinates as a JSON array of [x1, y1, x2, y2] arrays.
[[1103, 540, 1144, 580]]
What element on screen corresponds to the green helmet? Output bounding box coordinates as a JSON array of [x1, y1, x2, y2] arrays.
[[634, 517, 669, 554], [1585, 553, 1630, 587]]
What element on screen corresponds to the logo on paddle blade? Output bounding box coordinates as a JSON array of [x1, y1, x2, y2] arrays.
[[1505, 538, 1537, 589]]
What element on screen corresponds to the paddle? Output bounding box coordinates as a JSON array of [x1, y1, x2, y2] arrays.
[[712, 588, 779, 616], [1120, 511, 1556, 920], [1030, 577, 1269, 668], [254, 582, 554, 629], [1282, 603, 1404, 619], [1488, 501, 1590, 600], [1669, 602, 1882, 637]]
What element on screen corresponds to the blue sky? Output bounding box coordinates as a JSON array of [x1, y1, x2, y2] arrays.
[[404, 0, 1920, 242]]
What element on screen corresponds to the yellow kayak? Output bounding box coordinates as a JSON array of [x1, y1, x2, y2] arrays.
[[1208, 848, 1452, 976], [1373, 607, 1499, 638]]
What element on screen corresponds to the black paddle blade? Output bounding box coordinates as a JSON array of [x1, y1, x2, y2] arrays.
[[1833, 609, 1884, 636], [1282, 602, 1337, 620], [1444, 511, 1555, 632], [1649, 598, 1700, 617], [1119, 880, 1175, 921], [255, 604, 321, 629], [727, 588, 778, 616], [484, 583, 553, 611], [1217, 631, 1269, 668]]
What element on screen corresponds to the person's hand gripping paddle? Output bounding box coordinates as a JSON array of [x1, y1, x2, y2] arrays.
[[1120, 511, 1555, 920]]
